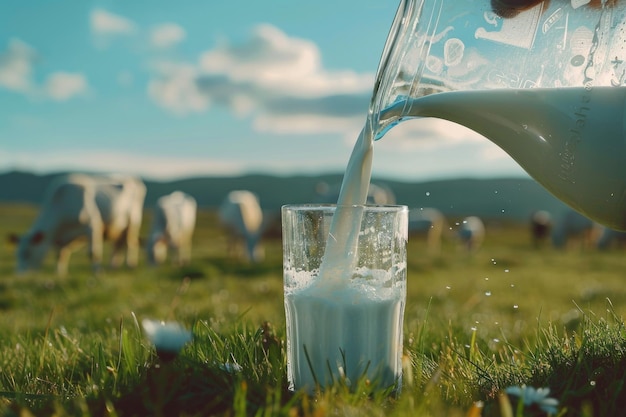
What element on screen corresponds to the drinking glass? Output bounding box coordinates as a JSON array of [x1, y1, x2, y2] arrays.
[[281, 204, 408, 393], [370, 0, 626, 230]]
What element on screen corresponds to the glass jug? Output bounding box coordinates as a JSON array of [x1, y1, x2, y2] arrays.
[[370, 0, 626, 230]]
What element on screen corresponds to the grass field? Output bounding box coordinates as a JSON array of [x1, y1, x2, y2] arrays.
[[1, 203, 625, 416]]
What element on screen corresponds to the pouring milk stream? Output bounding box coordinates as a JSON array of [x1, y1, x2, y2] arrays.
[[285, 0, 626, 393]]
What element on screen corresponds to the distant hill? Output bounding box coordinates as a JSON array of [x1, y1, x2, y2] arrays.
[[0, 170, 569, 222]]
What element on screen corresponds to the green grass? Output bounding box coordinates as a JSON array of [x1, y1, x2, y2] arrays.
[[1, 203, 626, 416]]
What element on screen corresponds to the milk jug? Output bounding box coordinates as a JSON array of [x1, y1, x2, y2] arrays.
[[371, 0, 626, 230]]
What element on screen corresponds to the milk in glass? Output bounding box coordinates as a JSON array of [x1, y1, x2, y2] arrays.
[[284, 267, 405, 390]]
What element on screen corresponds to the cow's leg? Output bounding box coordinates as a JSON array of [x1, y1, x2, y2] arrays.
[[125, 243, 139, 268], [228, 235, 241, 260], [125, 221, 141, 268], [110, 230, 127, 268], [88, 223, 104, 274], [56, 246, 72, 277], [179, 238, 192, 265]]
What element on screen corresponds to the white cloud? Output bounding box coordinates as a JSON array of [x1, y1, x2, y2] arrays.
[[44, 72, 89, 101], [254, 113, 363, 135], [147, 61, 208, 115], [90, 9, 136, 36], [147, 24, 373, 135], [0, 39, 90, 101], [90, 9, 136, 49], [150, 23, 186, 49], [199, 24, 371, 97], [0, 39, 37, 94], [0, 148, 245, 181]]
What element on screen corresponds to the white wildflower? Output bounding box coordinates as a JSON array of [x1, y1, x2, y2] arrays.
[[219, 362, 243, 373], [505, 385, 559, 415], [142, 319, 193, 359]]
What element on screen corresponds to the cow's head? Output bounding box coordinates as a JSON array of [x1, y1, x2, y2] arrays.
[[12, 231, 48, 273]]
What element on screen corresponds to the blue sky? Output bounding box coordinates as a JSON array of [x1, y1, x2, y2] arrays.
[[0, 0, 528, 181]]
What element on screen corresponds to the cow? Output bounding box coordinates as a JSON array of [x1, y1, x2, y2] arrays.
[[529, 210, 552, 248], [10, 173, 146, 276], [409, 207, 446, 254], [146, 191, 197, 266], [456, 216, 485, 252], [551, 209, 600, 250], [218, 190, 264, 263]]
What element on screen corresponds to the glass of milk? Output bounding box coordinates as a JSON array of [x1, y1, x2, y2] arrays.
[[281, 204, 408, 393]]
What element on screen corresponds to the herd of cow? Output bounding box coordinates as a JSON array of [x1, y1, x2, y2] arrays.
[[538, 208, 626, 251], [409, 206, 626, 254], [7, 173, 266, 276], [6, 174, 626, 277]]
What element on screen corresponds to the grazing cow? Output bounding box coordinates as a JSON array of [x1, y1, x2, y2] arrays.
[[315, 182, 396, 205], [529, 210, 552, 248], [456, 216, 485, 252], [10, 173, 146, 276], [147, 191, 197, 266], [551, 209, 600, 250], [409, 207, 446, 254], [218, 190, 264, 263]]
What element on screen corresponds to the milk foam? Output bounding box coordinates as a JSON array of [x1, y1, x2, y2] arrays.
[[285, 266, 406, 299]]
